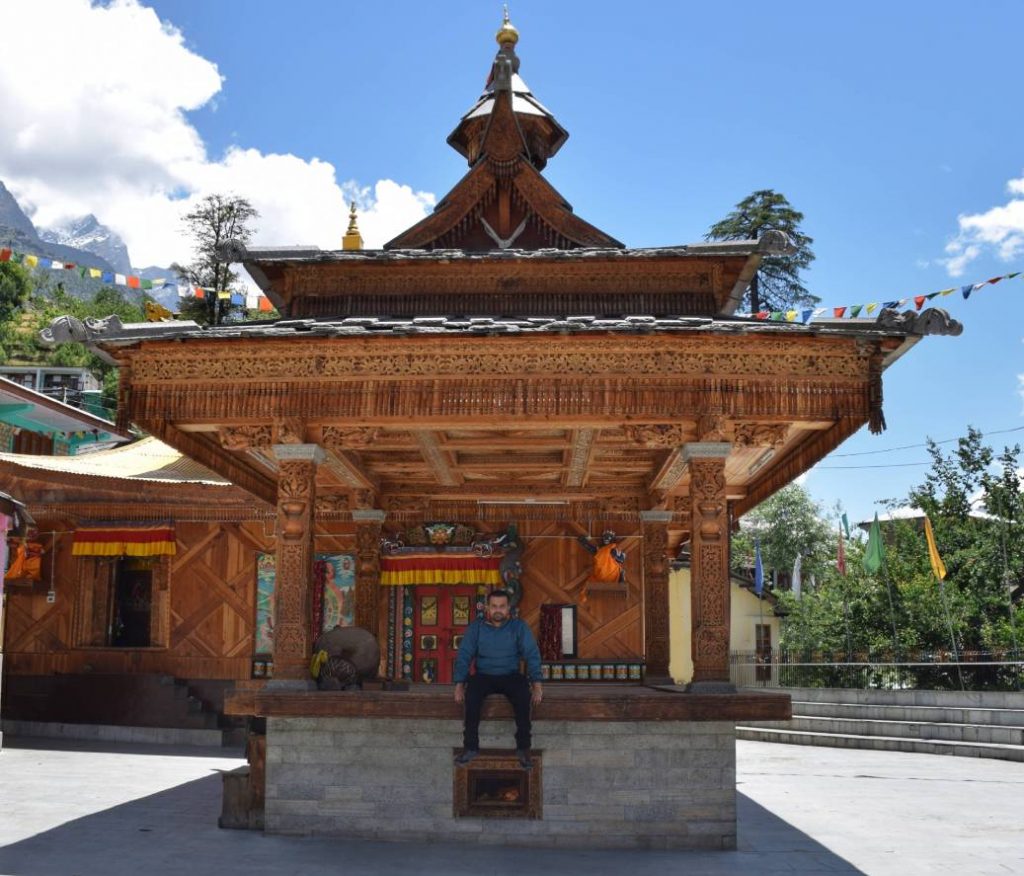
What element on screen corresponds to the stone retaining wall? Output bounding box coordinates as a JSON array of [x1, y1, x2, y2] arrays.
[[265, 716, 736, 850]]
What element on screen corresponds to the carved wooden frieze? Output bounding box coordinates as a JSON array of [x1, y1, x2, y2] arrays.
[[322, 426, 381, 449], [126, 335, 873, 383], [733, 423, 788, 448], [565, 429, 596, 487], [696, 414, 727, 442], [624, 424, 687, 448], [314, 494, 350, 514], [275, 417, 306, 445], [219, 424, 273, 451]]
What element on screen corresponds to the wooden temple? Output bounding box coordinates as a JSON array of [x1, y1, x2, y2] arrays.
[[34, 12, 960, 848]]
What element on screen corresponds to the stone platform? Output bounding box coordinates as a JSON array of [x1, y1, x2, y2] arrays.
[[225, 684, 790, 850]]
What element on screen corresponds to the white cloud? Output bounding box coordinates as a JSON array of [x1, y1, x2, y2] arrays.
[[941, 173, 1024, 277], [0, 0, 433, 271]]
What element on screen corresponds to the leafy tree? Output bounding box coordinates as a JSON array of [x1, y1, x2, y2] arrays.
[[4, 284, 146, 418], [705, 189, 817, 313], [171, 194, 258, 326], [0, 261, 32, 324], [732, 483, 836, 588]]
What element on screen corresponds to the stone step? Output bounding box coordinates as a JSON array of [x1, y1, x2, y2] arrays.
[[735, 725, 1024, 762], [772, 686, 1024, 710], [756, 715, 1024, 745], [1, 719, 244, 750], [791, 699, 1024, 728]]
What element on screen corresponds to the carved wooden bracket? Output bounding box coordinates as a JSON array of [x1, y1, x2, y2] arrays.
[[733, 423, 788, 448], [322, 426, 381, 449], [624, 424, 687, 448], [219, 424, 273, 451]]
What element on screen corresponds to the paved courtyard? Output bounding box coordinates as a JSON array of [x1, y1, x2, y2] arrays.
[[0, 736, 1021, 875]]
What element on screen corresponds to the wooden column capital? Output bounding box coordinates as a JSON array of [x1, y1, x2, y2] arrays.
[[686, 451, 735, 692]]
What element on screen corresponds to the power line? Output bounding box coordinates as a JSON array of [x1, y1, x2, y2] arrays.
[[829, 425, 1024, 458], [817, 462, 932, 470]]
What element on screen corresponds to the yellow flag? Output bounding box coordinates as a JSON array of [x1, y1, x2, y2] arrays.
[[89, 268, 102, 279], [923, 516, 946, 581], [24, 254, 38, 267], [217, 290, 231, 300]]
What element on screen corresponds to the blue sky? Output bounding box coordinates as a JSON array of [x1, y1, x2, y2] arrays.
[[2, 1, 1023, 524]]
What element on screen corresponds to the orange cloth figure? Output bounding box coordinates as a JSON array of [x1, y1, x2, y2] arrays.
[[577, 532, 626, 603]]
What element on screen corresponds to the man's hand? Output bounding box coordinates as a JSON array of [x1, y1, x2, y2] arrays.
[[454, 682, 465, 705], [530, 681, 543, 706]]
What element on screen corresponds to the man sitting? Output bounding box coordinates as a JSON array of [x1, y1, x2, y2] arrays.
[[453, 589, 543, 769]]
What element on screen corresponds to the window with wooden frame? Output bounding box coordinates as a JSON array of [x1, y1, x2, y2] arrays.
[[71, 556, 170, 648]]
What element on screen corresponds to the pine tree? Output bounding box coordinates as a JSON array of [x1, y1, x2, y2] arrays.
[[705, 189, 816, 313]]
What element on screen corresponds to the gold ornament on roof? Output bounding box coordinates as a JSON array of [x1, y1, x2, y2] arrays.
[[495, 5, 519, 46], [342, 201, 363, 250]]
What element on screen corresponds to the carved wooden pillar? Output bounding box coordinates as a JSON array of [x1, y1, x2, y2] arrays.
[[271, 444, 324, 685], [684, 442, 735, 692], [640, 510, 673, 685], [352, 509, 385, 636]]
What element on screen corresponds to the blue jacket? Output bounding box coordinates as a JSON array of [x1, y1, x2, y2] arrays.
[[453, 618, 543, 683]]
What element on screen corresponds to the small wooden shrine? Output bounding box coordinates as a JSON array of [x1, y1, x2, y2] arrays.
[[39, 12, 959, 848]]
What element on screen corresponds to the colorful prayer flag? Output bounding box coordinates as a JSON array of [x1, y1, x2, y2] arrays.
[[961, 284, 973, 299], [89, 268, 102, 279], [0, 248, 10, 262], [217, 290, 231, 300], [127, 275, 140, 289], [914, 296, 926, 310], [24, 254, 38, 267], [837, 522, 847, 576], [258, 295, 273, 313], [230, 292, 244, 306], [841, 512, 850, 539], [141, 279, 153, 290], [792, 553, 802, 598], [850, 305, 863, 318], [833, 306, 847, 318], [101, 271, 114, 284], [862, 512, 885, 575], [114, 273, 126, 285], [923, 516, 947, 581]]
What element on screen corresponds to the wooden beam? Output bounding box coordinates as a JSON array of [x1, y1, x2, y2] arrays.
[[649, 448, 688, 494], [564, 428, 596, 488], [415, 431, 462, 487], [323, 449, 378, 492], [139, 420, 277, 506]]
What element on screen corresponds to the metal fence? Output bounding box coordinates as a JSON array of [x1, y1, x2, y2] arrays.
[[730, 649, 1024, 691]]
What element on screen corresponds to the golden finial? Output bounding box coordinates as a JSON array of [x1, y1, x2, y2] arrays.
[[495, 5, 519, 46], [342, 201, 363, 250]]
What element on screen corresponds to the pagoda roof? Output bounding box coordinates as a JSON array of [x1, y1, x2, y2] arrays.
[[383, 13, 620, 252], [226, 234, 795, 320]]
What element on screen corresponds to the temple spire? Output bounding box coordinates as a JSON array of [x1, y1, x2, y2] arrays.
[[342, 201, 363, 250]]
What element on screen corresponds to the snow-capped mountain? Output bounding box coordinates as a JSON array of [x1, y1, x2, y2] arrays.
[[40, 213, 132, 276]]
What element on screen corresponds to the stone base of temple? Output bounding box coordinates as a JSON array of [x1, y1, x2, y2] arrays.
[[227, 685, 790, 850]]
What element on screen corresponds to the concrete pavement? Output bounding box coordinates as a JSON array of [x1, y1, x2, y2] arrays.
[[0, 736, 1021, 875]]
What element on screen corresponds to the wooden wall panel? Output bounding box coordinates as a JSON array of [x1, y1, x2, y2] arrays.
[[4, 520, 276, 681], [514, 520, 643, 660]]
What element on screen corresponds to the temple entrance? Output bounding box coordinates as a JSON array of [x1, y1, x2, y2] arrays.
[[412, 585, 476, 684]]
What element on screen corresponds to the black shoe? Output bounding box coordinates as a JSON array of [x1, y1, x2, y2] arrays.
[[455, 749, 478, 765], [516, 748, 532, 770]]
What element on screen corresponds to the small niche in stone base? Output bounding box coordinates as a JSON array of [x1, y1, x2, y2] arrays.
[[453, 750, 542, 819]]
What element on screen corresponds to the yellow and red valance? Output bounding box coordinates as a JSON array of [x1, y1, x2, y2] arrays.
[[72, 523, 177, 557], [380, 554, 501, 586]]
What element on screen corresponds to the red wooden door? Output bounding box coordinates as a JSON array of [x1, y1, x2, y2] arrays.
[[412, 586, 476, 684]]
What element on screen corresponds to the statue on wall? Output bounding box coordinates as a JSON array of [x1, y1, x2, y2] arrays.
[[496, 524, 525, 611], [577, 530, 626, 602]]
